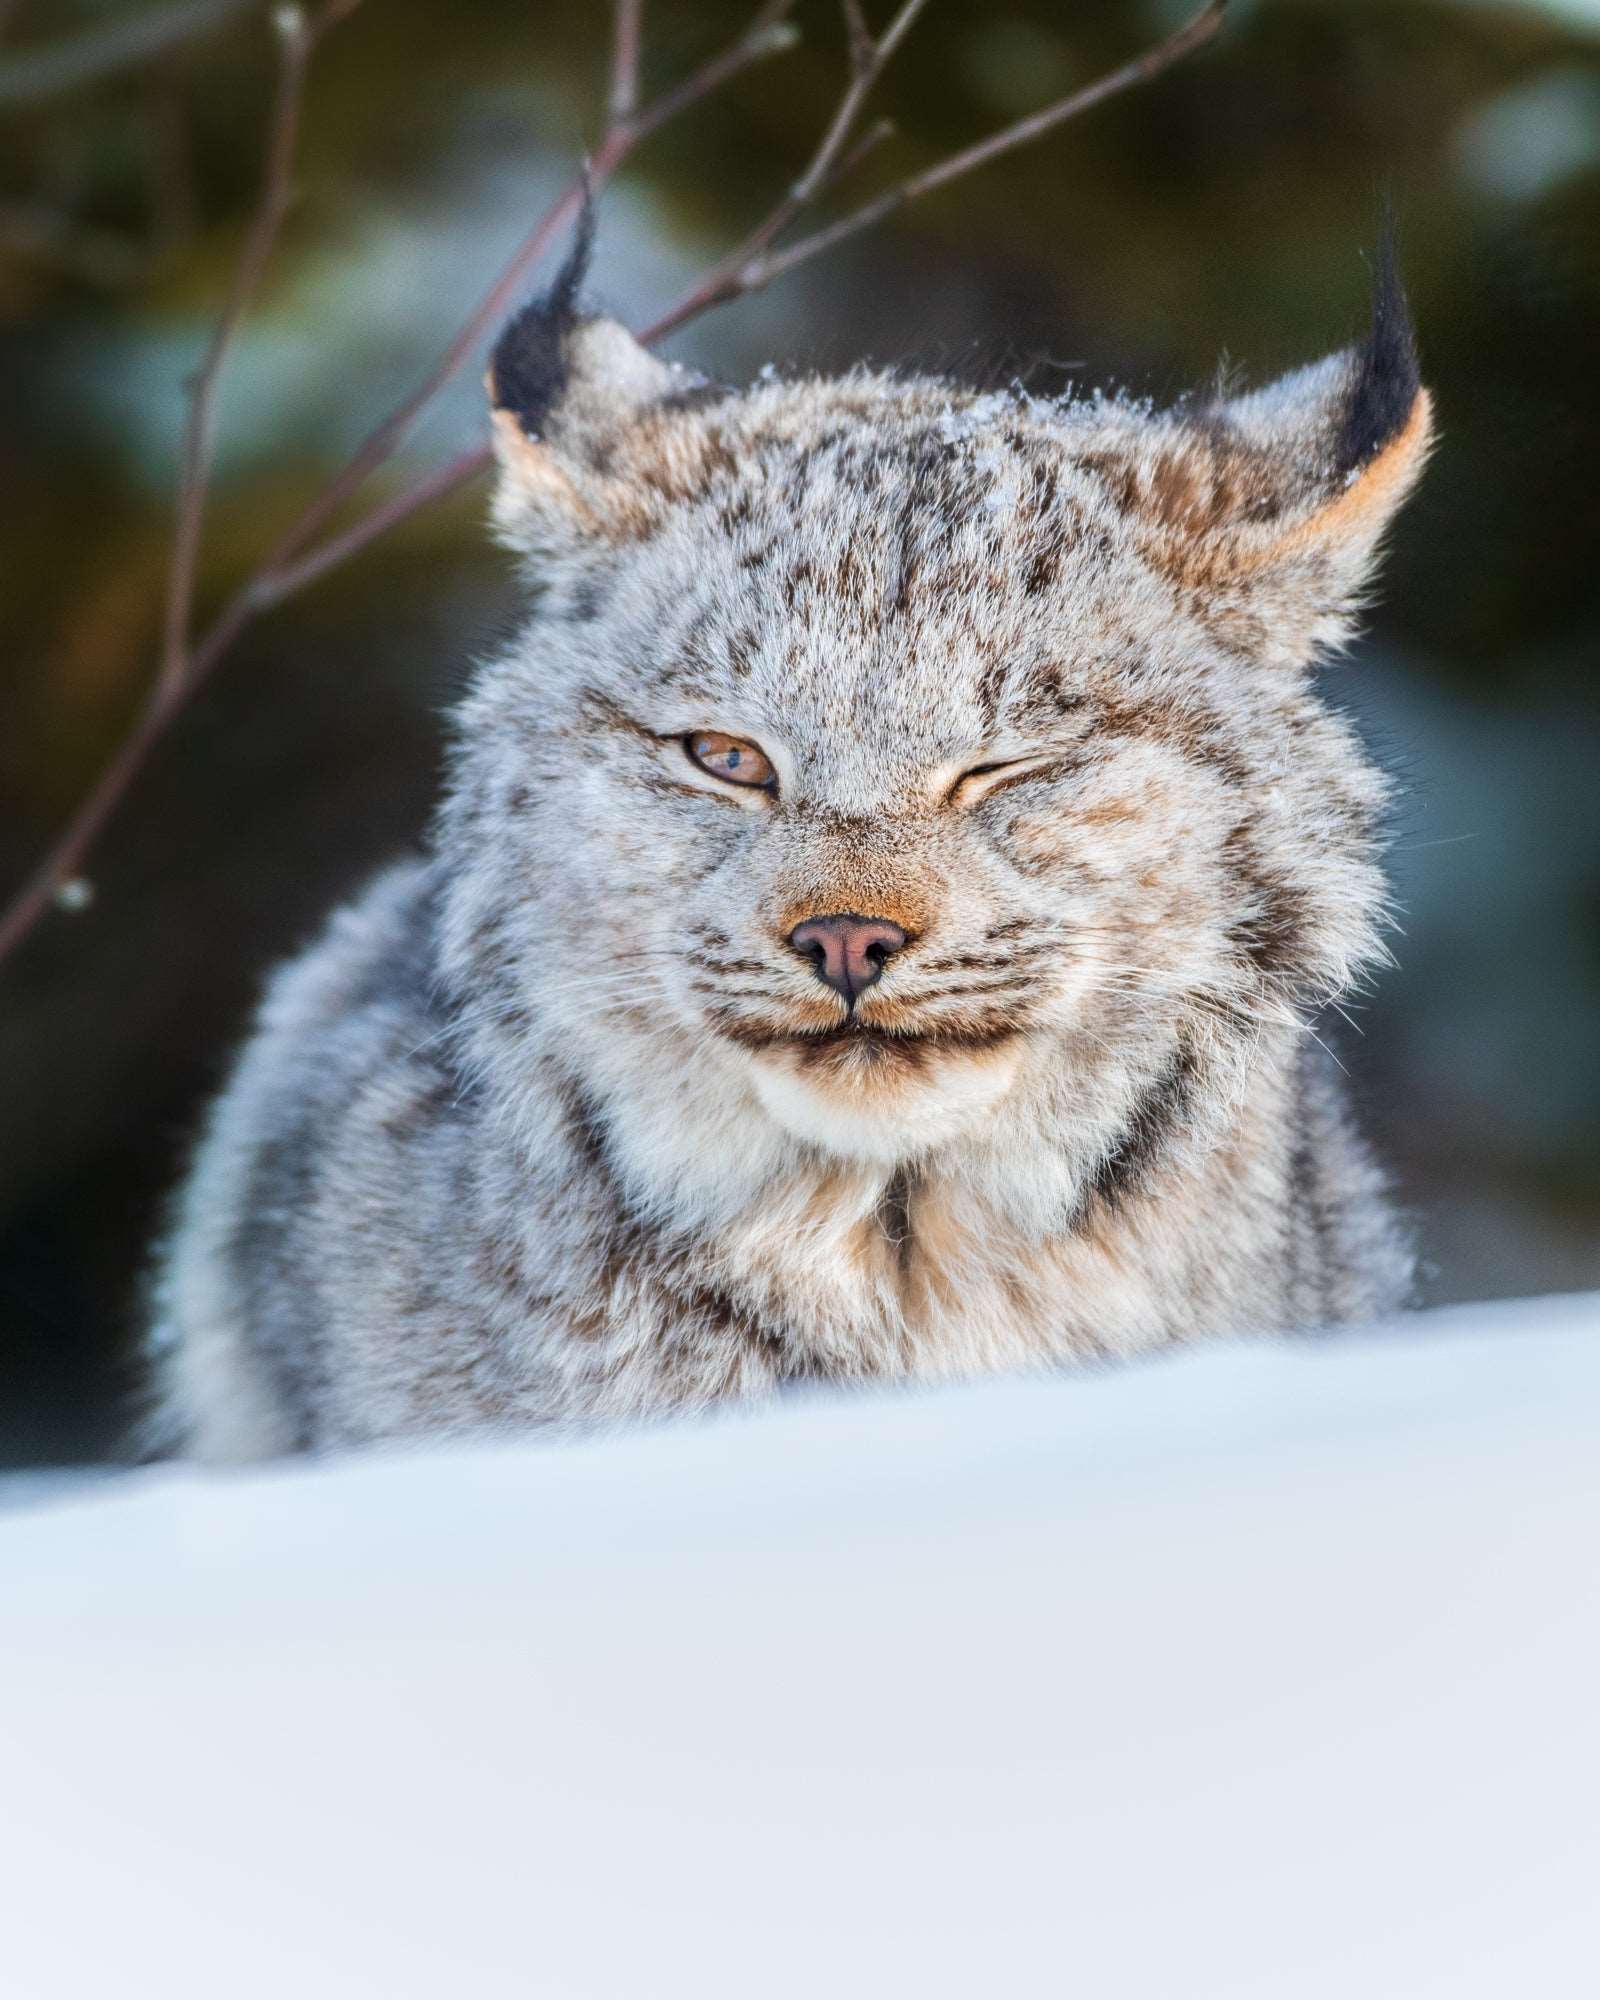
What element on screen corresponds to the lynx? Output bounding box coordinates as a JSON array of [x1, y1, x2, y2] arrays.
[[149, 240, 1432, 1459]]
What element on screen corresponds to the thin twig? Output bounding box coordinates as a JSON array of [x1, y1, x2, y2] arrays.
[[264, 180, 592, 571], [0, 0, 800, 970], [792, 0, 927, 201], [609, 0, 644, 126], [159, 4, 321, 696], [814, 114, 896, 201], [0, 0, 1226, 973], [653, 0, 929, 338], [252, 443, 490, 608], [840, 0, 874, 77], [754, 0, 1227, 293], [614, 3, 796, 140], [0, 4, 359, 968], [643, 0, 1226, 342], [257, 3, 797, 577]]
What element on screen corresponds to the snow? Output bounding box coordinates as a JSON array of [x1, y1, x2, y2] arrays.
[[3, 1294, 1599, 1999]]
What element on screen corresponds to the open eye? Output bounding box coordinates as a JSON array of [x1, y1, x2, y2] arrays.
[[685, 731, 776, 790]]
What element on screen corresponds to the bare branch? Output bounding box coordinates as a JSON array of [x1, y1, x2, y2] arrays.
[[159, 5, 320, 697], [609, 0, 645, 128], [0, 698, 181, 970], [814, 114, 896, 201], [873, 0, 932, 71], [253, 5, 803, 591], [252, 443, 490, 609], [267, 183, 590, 571], [0, 1, 799, 971], [763, 0, 1227, 285], [760, 0, 925, 228], [0, 0, 1226, 974], [265, 2, 797, 572], [623, 6, 798, 144], [643, 1, 1225, 343], [0, 2, 363, 969], [840, 0, 874, 78], [641, 0, 930, 345]]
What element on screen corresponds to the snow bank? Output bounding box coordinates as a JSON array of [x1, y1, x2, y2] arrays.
[[3, 1295, 1599, 1999]]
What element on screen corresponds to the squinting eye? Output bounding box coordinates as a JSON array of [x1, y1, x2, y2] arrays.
[[949, 755, 1045, 803], [685, 731, 776, 790]]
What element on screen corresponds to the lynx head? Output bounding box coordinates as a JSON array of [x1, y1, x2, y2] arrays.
[[439, 244, 1429, 1203]]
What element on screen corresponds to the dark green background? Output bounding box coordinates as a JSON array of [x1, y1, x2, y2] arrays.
[[3, 0, 1598, 1462]]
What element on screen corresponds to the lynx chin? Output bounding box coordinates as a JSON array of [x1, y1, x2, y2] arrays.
[[149, 240, 1432, 1460]]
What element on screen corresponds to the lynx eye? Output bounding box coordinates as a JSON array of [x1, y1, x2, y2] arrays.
[[685, 731, 776, 790]]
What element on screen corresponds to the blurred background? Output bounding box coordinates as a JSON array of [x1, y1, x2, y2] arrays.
[[1, 0, 1596, 1465]]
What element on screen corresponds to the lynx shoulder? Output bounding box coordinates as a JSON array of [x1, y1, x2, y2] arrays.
[[149, 246, 1430, 1459]]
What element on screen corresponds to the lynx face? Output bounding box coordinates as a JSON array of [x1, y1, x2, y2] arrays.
[[441, 273, 1430, 1174]]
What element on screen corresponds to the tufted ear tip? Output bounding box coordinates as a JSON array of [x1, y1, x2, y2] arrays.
[[487, 195, 596, 439], [1335, 222, 1423, 477], [1181, 230, 1432, 577], [1280, 229, 1433, 567], [1067, 236, 1433, 664]]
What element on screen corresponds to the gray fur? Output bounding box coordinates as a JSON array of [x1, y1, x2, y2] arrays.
[[148, 299, 1431, 1459]]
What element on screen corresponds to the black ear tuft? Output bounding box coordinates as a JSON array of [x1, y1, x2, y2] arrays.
[[489, 189, 598, 438], [1336, 220, 1421, 474]]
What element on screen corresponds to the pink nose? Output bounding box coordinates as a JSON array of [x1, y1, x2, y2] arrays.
[[788, 913, 908, 1002]]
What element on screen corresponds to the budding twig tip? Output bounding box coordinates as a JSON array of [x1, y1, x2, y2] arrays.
[[751, 22, 801, 57]]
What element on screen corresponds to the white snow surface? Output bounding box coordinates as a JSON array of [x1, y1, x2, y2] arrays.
[[3, 1294, 1599, 1999]]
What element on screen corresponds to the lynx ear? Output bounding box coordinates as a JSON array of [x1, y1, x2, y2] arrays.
[[1215, 237, 1432, 557], [486, 224, 706, 561], [1097, 243, 1433, 664]]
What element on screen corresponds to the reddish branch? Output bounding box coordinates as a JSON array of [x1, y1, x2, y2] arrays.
[[0, 0, 1225, 973], [646, 0, 1226, 339], [160, 2, 330, 697], [0, 0, 796, 969]]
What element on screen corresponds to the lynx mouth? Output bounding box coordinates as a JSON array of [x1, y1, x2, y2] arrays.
[[731, 1010, 1029, 1150], [711, 1015, 1021, 1068]]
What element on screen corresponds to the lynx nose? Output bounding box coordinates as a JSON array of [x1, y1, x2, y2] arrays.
[[788, 913, 908, 1002]]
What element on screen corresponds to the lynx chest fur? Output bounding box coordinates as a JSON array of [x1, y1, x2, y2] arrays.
[[151, 255, 1431, 1459]]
